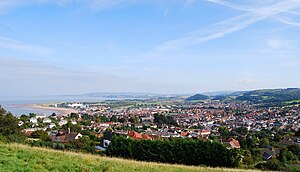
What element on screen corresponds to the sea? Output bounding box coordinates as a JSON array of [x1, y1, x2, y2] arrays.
[[0, 95, 107, 116]]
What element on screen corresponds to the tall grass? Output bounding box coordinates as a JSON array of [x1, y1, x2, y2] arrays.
[[0, 143, 263, 172]]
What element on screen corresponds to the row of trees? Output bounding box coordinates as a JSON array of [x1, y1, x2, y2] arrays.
[[0, 106, 26, 143], [106, 136, 241, 168]]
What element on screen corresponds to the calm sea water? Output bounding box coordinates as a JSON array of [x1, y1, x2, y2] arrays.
[[0, 96, 107, 116]]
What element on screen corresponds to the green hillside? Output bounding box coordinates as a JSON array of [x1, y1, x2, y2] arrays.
[[0, 143, 262, 172], [236, 88, 300, 105], [186, 94, 210, 101], [188, 88, 300, 106]]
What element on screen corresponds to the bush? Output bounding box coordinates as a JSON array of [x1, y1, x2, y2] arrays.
[[106, 136, 242, 168], [255, 159, 287, 171]]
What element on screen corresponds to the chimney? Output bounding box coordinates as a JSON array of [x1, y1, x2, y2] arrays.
[[68, 127, 70, 134]]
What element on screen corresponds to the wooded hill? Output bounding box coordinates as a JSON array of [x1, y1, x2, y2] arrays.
[[187, 88, 300, 106]]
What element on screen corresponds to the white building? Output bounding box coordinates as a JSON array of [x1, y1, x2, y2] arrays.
[[48, 123, 56, 129], [43, 118, 52, 123], [36, 114, 47, 119], [58, 120, 68, 126], [30, 117, 38, 123]]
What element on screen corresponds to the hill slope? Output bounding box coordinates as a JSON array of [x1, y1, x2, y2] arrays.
[[186, 94, 210, 101], [236, 88, 300, 104], [0, 143, 261, 172]]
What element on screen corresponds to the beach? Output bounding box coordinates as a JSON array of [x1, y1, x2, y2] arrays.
[[22, 104, 78, 115]]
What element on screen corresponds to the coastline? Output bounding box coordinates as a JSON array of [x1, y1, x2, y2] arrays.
[[21, 104, 78, 115]]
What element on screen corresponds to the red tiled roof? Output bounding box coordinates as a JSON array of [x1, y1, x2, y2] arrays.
[[227, 137, 240, 148], [23, 130, 34, 136], [200, 130, 210, 133], [128, 131, 143, 139], [142, 134, 152, 140], [181, 132, 189, 136], [51, 132, 81, 143]]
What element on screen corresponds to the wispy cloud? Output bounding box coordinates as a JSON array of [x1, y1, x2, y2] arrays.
[[205, 0, 254, 11], [84, 0, 137, 11], [0, 36, 54, 56], [0, 0, 68, 12], [267, 38, 295, 49], [206, 0, 300, 29], [152, 0, 300, 53], [0, 0, 194, 12], [0, 57, 159, 96], [276, 16, 300, 28]]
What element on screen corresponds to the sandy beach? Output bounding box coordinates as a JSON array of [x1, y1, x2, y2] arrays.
[[22, 104, 78, 115]]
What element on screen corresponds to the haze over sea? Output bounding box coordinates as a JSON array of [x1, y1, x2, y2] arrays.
[[0, 95, 108, 116]]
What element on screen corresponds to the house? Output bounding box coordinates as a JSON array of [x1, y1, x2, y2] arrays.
[[30, 117, 38, 123], [224, 137, 241, 149], [51, 131, 82, 143], [200, 130, 211, 137], [260, 147, 278, 161], [58, 120, 68, 126], [36, 114, 47, 119], [103, 139, 111, 147], [43, 118, 52, 123], [22, 128, 46, 136], [22, 129, 36, 136], [280, 136, 300, 146], [67, 103, 85, 108], [181, 131, 189, 137], [142, 134, 152, 140], [18, 121, 24, 126], [262, 152, 273, 160], [71, 120, 77, 125], [48, 123, 56, 129], [128, 131, 143, 140]]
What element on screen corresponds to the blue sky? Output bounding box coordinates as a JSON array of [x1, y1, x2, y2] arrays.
[[1, 0, 300, 96]]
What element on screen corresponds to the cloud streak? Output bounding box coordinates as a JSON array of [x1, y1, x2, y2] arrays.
[[152, 0, 300, 53], [206, 0, 300, 29], [0, 0, 196, 12], [0, 36, 54, 56]]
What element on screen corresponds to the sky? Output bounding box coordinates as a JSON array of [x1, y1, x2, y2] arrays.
[[1, 0, 300, 96]]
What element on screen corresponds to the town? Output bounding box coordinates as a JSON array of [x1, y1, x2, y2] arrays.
[[19, 96, 300, 164]]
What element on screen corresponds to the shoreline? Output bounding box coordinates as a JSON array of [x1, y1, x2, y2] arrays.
[[21, 104, 78, 115]]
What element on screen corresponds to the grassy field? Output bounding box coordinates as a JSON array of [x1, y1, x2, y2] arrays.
[[0, 143, 264, 172]]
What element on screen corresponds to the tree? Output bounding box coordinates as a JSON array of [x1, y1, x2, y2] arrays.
[[255, 159, 286, 171], [259, 138, 270, 148], [295, 130, 300, 137], [29, 113, 36, 118], [218, 126, 230, 138], [242, 150, 254, 165], [62, 122, 82, 132], [106, 135, 241, 168], [0, 107, 25, 143], [70, 113, 79, 119], [20, 114, 30, 122], [31, 130, 50, 141], [234, 126, 248, 136], [287, 144, 300, 160], [0, 112, 20, 136], [277, 147, 298, 163], [154, 114, 177, 126]]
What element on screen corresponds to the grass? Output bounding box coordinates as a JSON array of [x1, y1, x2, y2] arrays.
[[285, 99, 300, 103], [0, 143, 264, 172]]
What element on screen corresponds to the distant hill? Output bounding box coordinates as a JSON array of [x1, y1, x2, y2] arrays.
[[211, 95, 227, 101], [236, 88, 300, 104], [202, 91, 236, 96], [188, 88, 300, 105], [0, 143, 259, 172], [186, 94, 210, 101]]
